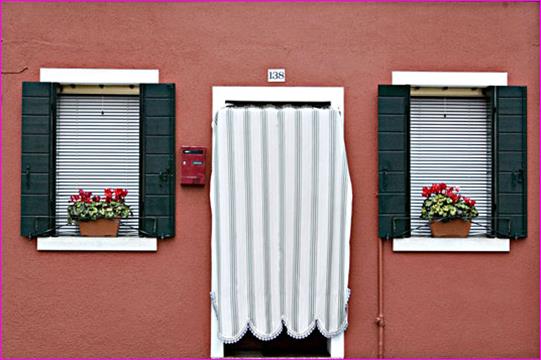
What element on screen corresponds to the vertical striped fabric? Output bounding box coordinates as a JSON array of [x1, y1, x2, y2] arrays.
[[210, 106, 352, 343]]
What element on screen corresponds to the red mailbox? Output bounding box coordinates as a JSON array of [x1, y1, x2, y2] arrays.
[[180, 146, 206, 186]]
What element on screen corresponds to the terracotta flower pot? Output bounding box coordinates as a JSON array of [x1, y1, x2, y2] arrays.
[[79, 218, 120, 237], [430, 219, 472, 238]]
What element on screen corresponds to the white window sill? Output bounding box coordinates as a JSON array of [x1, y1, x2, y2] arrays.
[[37, 236, 157, 252], [393, 237, 509, 252]]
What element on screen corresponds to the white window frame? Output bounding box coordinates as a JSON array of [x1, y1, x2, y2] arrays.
[[40, 68, 159, 85], [36, 68, 159, 252], [211, 86, 345, 358], [391, 71, 510, 252], [392, 71, 507, 88]]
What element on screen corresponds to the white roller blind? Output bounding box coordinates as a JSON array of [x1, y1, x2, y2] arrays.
[[56, 95, 140, 236], [211, 107, 351, 343], [410, 97, 491, 236]]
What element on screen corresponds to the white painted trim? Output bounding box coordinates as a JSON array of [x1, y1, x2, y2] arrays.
[[37, 237, 157, 251], [329, 333, 345, 358], [392, 71, 507, 87], [210, 86, 345, 358], [40, 68, 159, 84], [393, 237, 510, 252], [212, 86, 344, 119], [210, 303, 224, 358]]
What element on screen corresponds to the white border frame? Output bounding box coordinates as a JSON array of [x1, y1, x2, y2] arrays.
[[37, 68, 159, 251], [393, 237, 509, 252], [40, 68, 159, 84], [37, 237, 157, 251], [392, 71, 507, 87], [211, 86, 345, 358], [391, 71, 510, 253]]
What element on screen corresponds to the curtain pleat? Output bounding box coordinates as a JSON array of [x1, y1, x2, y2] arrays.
[[211, 106, 352, 343]]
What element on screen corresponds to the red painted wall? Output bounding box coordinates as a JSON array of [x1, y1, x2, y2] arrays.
[[2, 3, 538, 358]]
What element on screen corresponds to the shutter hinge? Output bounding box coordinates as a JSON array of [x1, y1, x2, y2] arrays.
[[23, 165, 30, 188]]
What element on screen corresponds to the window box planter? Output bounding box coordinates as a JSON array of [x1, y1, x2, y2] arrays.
[[430, 219, 472, 238], [79, 218, 120, 237]]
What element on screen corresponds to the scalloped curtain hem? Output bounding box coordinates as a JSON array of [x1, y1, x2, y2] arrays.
[[210, 288, 350, 344]]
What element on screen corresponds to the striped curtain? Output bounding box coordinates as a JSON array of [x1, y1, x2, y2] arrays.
[[210, 106, 352, 343]]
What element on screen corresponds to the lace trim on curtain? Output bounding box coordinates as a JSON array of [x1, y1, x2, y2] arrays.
[[210, 288, 351, 344]]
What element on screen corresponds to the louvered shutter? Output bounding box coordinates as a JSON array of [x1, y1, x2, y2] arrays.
[[490, 86, 527, 238], [55, 95, 140, 236], [378, 85, 410, 239], [410, 97, 492, 236], [140, 84, 176, 238], [21, 82, 57, 237]]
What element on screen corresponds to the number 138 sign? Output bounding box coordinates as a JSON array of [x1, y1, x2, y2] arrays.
[[267, 69, 286, 82]]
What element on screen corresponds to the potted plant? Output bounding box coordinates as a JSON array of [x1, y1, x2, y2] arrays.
[[67, 188, 131, 236], [420, 183, 479, 238]]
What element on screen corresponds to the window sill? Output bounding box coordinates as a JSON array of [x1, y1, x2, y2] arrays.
[[392, 237, 509, 252], [37, 236, 157, 252]]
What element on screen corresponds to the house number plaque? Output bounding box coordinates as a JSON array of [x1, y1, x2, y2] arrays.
[[267, 68, 286, 82]]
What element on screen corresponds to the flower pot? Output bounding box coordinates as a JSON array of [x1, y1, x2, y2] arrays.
[[430, 219, 472, 238], [79, 218, 120, 237]]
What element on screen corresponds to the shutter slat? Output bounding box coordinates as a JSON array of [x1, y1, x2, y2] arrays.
[[410, 97, 491, 236], [55, 95, 140, 236]]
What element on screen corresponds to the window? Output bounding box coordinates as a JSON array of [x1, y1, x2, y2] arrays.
[[21, 70, 176, 249], [55, 93, 140, 236], [409, 95, 491, 237], [378, 72, 527, 251]]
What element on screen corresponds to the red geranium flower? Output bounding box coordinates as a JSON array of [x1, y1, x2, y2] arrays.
[[423, 183, 452, 198], [463, 197, 476, 207], [77, 189, 92, 203], [114, 188, 128, 201], [104, 188, 113, 202], [449, 193, 459, 203]]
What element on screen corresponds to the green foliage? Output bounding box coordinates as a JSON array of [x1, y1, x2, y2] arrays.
[[420, 183, 479, 221], [421, 194, 478, 221], [67, 188, 132, 224]]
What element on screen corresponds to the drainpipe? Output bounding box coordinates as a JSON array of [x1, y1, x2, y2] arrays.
[[375, 237, 385, 358]]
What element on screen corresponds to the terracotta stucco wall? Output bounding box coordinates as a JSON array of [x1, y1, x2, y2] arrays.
[[2, 3, 538, 358]]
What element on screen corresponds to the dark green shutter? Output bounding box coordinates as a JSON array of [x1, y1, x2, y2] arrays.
[[21, 82, 57, 237], [490, 86, 527, 238], [378, 85, 410, 239], [140, 84, 176, 238]]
